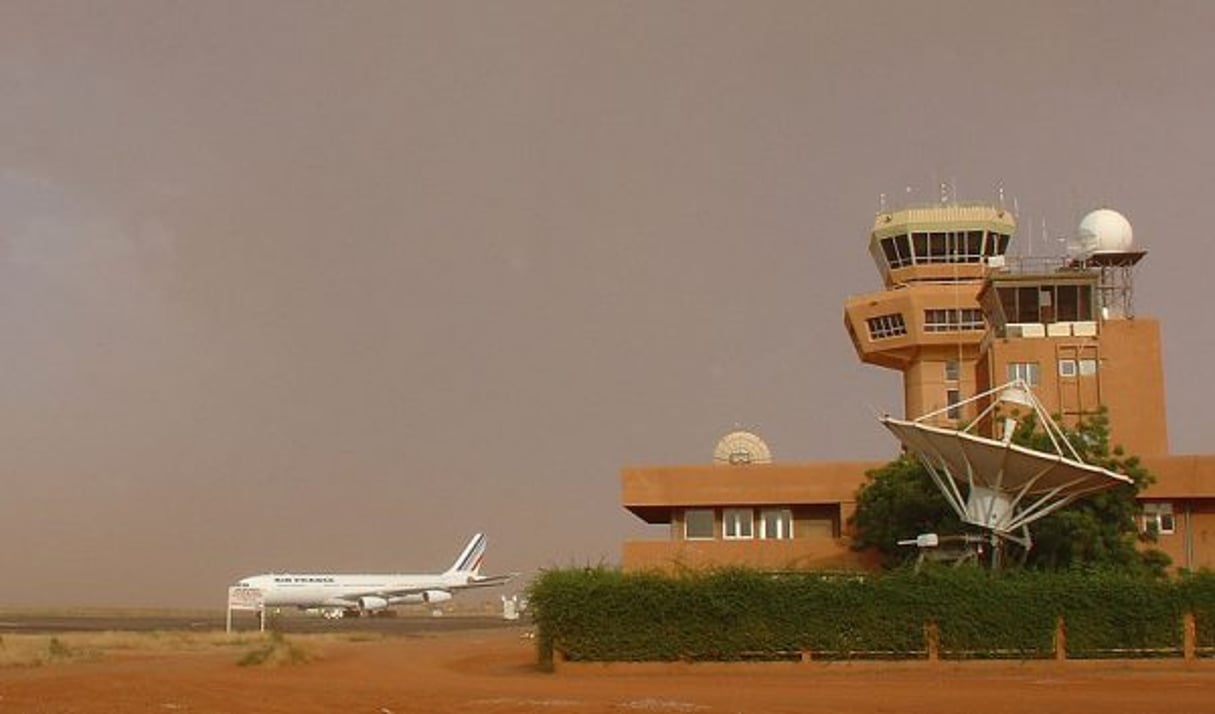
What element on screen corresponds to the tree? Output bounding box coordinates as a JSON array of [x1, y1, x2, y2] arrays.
[[850, 409, 1170, 576], [849, 454, 963, 569], [1011, 409, 1167, 575]]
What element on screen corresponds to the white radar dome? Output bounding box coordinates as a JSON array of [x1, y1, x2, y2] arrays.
[[1074, 208, 1134, 257]]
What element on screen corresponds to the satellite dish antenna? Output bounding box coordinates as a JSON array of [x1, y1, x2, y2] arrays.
[[879, 379, 1131, 567], [713, 430, 772, 466]]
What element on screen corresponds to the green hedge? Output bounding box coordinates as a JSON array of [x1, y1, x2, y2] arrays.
[[528, 568, 1215, 664], [1178, 572, 1215, 651]]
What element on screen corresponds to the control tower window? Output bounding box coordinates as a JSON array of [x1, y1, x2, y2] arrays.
[[961, 231, 984, 262], [985, 233, 1012, 257], [924, 308, 984, 332], [905, 231, 988, 264], [995, 286, 1041, 324], [1054, 285, 1093, 321], [911, 232, 929, 263], [997, 284, 1094, 324], [867, 313, 907, 340], [929, 232, 949, 262], [880, 234, 913, 268]]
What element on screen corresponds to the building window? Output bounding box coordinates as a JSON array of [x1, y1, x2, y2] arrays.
[[995, 282, 1095, 324], [960, 231, 985, 262], [760, 509, 793, 540], [944, 360, 960, 382], [924, 308, 984, 332], [1142, 503, 1175, 536], [880, 235, 914, 269], [992, 233, 1012, 256], [1059, 359, 1077, 378], [946, 389, 961, 419], [1007, 362, 1040, 387], [907, 231, 986, 264], [866, 313, 907, 340], [1054, 285, 1093, 322], [1079, 358, 1098, 376], [722, 508, 754, 540], [685, 509, 715, 540]]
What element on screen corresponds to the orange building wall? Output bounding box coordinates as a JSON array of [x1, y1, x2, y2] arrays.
[[621, 461, 881, 572], [1141, 502, 1215, 571], [981, 318, 1168, 456], [1097, 319, 1169, 455], [902, 352, 980, 423], [1140, 455, 1215, 571], [844, 281, 986, 420], [620, 454, 1215, 573]]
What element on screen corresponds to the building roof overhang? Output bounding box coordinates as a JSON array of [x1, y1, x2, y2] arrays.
[[621, 461, 883, 524]]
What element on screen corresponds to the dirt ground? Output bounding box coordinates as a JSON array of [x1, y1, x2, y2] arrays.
[[1, 625, 1214, 714]]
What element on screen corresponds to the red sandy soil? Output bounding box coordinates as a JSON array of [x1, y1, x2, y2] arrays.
[[1, 626, 1213, 714]]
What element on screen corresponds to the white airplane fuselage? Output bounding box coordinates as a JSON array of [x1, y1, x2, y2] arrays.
[[234, 533, 512, 615], [239, 572, 473, 609]]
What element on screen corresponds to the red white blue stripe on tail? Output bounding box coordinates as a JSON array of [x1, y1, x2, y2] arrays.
[[447, 533, 487, 574]]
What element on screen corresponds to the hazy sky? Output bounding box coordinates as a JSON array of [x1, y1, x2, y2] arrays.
[[3, 1, 1215, 607]]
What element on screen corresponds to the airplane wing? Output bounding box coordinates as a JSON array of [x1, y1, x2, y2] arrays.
[[333, 573, 518, 602], [449, 573, 518, 590]]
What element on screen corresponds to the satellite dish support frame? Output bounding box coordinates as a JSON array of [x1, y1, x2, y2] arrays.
[[884, 379, 1129, 567]]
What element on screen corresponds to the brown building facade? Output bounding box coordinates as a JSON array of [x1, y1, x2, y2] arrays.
[[621, 203, 1215, 573]]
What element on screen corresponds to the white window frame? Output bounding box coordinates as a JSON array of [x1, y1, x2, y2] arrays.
[[1007, 362, 1041, 387], [759, 508, 793, 540], [1059, 359, 1078, 378], [684, 509, 715, 540], [924, 308, 985, 333], [1079, 358, 1098, 376], [866, 313, 907, 341], [944, 359, 960, 383], [722, 508, 754, 540], [1142, 503, 1175, 536]]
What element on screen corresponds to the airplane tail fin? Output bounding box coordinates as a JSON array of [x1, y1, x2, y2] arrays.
[[445, 533, 487, 575]]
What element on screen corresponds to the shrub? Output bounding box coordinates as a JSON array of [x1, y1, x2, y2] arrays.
[[529, 567, 1212, 663]]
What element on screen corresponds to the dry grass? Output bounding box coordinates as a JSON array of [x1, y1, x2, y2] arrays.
[[236, 631, 314, 667], [0, 630, 380, 669], [0, 607, 222, 619]]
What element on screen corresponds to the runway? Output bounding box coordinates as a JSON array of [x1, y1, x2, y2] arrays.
[[0, 611, 521, 635]]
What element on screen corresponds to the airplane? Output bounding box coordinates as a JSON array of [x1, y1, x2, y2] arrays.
[[234, 533, 515, 619]]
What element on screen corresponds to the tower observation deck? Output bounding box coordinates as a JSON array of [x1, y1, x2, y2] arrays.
[[843, 203, 1016, 425]]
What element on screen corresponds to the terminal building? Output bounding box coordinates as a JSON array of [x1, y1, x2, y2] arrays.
[[621, 203, 1215, 572]]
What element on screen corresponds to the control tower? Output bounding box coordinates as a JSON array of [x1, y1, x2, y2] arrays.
[[843, 203, 1016, 425], [844, 203, 1168, 456]]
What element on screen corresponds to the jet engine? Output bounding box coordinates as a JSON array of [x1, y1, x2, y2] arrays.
[[358, 596, 389, 612], [423, 590, 452, 604]]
